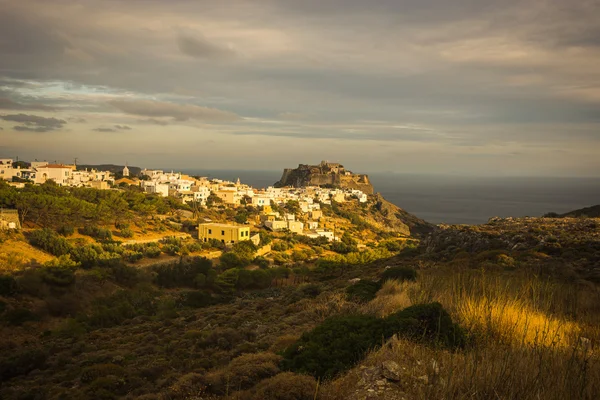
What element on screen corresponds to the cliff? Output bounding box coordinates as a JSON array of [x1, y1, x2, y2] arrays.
[[274, 161, 374, 194]]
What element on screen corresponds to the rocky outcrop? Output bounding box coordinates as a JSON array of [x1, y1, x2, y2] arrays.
[[370, 194, 434, 236], [274, 161, 374, 194]]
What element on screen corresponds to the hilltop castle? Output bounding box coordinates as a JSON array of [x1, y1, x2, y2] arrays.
[[274, 161, 374, 194]]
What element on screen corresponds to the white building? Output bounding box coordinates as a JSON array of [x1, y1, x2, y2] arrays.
[[0, 159, 16, 181], [141, 181, 169, 197], [34, 164, 74, 185]]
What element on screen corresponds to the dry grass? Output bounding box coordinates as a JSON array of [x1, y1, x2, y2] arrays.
[[360, 280, 413, 317], [457, 295, 580, 348], [320, 268, 600, 399], [0, 239, 55, 271]]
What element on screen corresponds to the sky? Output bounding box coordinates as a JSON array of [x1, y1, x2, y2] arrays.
[[0, 0, 599, 176]]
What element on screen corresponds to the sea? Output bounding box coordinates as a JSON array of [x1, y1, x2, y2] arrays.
[[178, 169, 600, 225]]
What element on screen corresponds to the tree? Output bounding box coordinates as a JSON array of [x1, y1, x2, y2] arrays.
[[206, 193, 223, 207]]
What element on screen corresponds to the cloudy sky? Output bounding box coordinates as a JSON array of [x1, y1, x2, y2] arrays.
[[0, 0, 599, 176]]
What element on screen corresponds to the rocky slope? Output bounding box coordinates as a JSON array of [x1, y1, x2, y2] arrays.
[[423, 216, 600, 281]]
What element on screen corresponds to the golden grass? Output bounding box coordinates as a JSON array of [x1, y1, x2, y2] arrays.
[[0, 239, 55, 271], [457, 295, 580, 348], [321, 268, 600, 399], [361, 280, 413, 317]]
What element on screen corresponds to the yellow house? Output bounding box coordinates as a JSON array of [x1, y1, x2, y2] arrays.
[[198, 223, 251, 244]]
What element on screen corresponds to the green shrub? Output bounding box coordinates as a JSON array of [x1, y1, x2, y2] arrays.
[[109, 264, 141, 287], [29, 228, 72, 256], [122, 250, 143, 263], [0, 348, 47, 381], [253, 256, 270, 269], [205, 352, 282, 394], [41, 256, 77, 287], [120, 228, 134, 238], [57, 225, 75, 236], [4, 308, 38, 326], [249, 372, 317, 400], [282, 303, 464, 379], [80, 363, 125, 383], [115, 221, 130, 230], [298, 283, 321, 298], [79, 225, 113, 240], [0, 274, 19, 296], [154, 257, 213, 288], [380, 266, 417, 282], [379, 240, 403, 252], [385, 302, 467, 349], [182, 290, 214, 308], [345, 280, 382, 303], [281, 314, 386, 379]]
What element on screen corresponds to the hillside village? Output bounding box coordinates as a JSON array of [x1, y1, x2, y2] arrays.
[[0, 158, 376, 244]]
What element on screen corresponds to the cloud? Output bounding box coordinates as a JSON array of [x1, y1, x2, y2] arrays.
[[68, 117, 87, 123], [93, 124, 133, 132], [137, 118, 169, 126], [278, 112, 310, 120], [177, 35, 235, 59], [109, 99, 241, 122], [0, 97, 55, 111], [1, 113, 66, 132]]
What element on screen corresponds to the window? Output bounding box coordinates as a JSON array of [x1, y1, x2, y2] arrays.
[[221, 230, 225, 235], [208, 229, 212, 234]]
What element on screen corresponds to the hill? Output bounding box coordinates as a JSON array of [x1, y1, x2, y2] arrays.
[[1, 182, 599, 400], [547, 204, 600, 218]]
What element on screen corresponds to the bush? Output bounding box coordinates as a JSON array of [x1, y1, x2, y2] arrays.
[[0, 274, 19, 296], [57, 225, 75, 236], [79, 225, 113, 240], [4, 308, 38, 326], [205, 352, 282, 394], [122, 250, 143, 263], [385, 302, 467, 349], [182, 290, 214, 308], [153, 257, 213, 288], [80, 363, 125, 383], [380, 266, 417, 282], [249, 372, 317, 400], [109, 264, 141, 287], [282, 303, 465, 379], [281, 314, 386, 379], [41, 256, 78, 287], [253, 256, 270, 269], [297, 283, 321, 298], [120, 228, 134, 238], [346, 280, 382, 303], [115, 222, 130, 230], [29, 229, 72, 256], [0, 348, 47, 381]]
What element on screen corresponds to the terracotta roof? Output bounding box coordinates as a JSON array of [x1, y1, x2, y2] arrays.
[[116, 178, 137, 185]]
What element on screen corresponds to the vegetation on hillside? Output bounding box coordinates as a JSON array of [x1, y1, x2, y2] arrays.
[[0, 182, 599, 399]]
